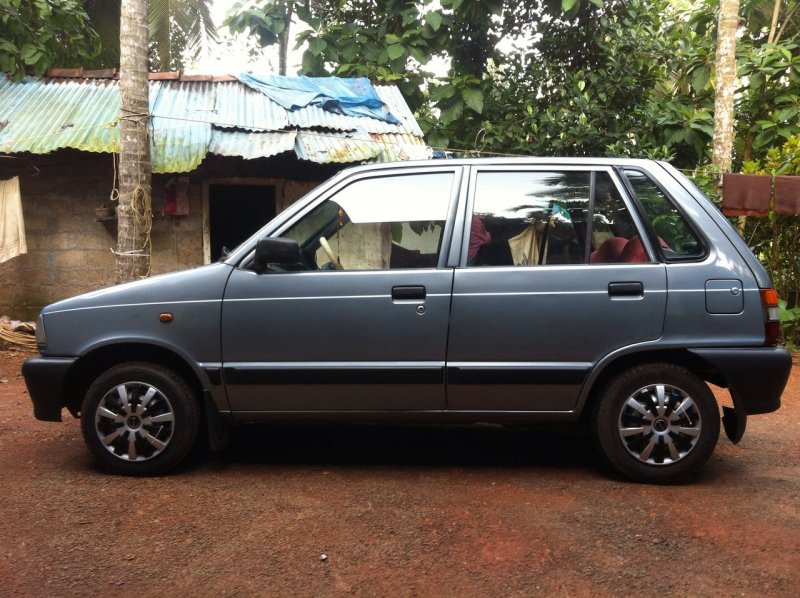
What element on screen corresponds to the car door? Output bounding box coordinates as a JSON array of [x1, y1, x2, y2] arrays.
[[446, 165, 668, 412], [221, 166, 462, 414]]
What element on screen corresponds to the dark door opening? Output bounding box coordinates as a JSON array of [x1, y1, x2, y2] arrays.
[[209, 184, 276, 261]]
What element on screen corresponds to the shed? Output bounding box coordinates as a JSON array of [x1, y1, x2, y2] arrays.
[[0, 71, 429, 318]]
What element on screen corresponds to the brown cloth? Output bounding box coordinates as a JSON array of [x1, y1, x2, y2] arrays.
[[722, 173, 771, 217], [774, 176, 800, 216]]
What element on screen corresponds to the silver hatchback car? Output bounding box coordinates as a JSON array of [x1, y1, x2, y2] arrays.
[[23, 158, 791, 483]]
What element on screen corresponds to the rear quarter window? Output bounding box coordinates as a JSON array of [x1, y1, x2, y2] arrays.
[[622, 169, 706, 260]]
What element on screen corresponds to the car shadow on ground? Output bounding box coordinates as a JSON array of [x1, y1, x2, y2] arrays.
[[205, 423, 604, 473]]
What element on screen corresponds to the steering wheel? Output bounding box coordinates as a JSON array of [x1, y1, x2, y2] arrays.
[[319, 236, 343, 270]]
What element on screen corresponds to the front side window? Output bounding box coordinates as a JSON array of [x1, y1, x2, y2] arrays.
[[281, 172, 454, 270], [622, 169, 704, 259], [468, 170, 648, 266]]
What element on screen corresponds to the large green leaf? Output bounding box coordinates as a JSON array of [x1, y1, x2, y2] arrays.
[[439, 99, 464, 125], [462, 87, 484, 114], [425, 12, 443, 32], [308, 36, 327, 56], [387, 43, 405, 60], [425, 130, 449, 149], [690, 65, 710, 92]]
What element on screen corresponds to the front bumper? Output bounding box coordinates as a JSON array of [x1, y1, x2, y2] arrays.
[[690, 347, 792, 415], [22, 356, 78, 422]]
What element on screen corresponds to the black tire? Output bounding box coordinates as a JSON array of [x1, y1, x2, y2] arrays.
[[591, 363, 720, 484], [80, 362, 200, 475]]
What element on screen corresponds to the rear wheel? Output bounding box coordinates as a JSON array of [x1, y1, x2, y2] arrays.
[[80, 362, 199, 475], [592, 363, 719, 484]]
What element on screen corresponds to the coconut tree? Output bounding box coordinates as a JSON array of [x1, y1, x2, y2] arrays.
[[117, 0, 151, 282], [712, 0, 741, 175]]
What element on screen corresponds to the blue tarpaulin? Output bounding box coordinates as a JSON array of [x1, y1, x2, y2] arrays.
[[236, 73, 401, 125]]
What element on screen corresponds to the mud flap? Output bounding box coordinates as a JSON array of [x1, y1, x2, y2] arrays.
[[722, 406, 747, 444], [203, 391, 231, 452]]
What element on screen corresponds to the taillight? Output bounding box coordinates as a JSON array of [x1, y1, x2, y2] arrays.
[[760, 288, 780, 346]]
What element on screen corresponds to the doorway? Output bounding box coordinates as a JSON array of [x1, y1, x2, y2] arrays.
[[208, 184, 276, 262]]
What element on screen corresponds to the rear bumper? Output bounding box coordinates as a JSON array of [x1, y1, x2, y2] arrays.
[[22, 356, 77, 422], [689, 347, 791, 415]]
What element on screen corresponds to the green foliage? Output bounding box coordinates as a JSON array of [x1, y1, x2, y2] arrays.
[[739, 134, 800, 346], [225, 1, 699, 158], [738, 41, 800, 158], [295, 0, 448, 107], [148, 0, 217, 71], [82, 0, 218, 71], [227, 1, 286, 47], [0, 0, 99, 79], [779, 299, 800, 351], [663, 1, 800, 166], [421, 0, 686, 157]]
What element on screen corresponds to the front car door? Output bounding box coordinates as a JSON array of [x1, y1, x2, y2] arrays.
[[446, 165, 668, 412], [221, 166, 462, 415]]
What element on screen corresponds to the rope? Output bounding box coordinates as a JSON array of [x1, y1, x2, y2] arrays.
[[113, 153, 153, 277], [109, 152, 120, 203], [0, 325, 37, 350]]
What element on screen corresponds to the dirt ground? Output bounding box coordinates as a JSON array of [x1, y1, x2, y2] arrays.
[[1, 347, 799, 597]]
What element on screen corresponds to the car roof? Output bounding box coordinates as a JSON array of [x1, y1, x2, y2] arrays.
[[339, 156, 662, 174]]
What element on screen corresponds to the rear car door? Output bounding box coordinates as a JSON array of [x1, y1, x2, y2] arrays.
[[221, 166, 462, 414], [446, 165, 668, 411]]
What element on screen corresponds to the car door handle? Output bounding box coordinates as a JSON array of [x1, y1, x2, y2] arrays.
[[608, 282, 644, 297], [392, 285, 426, 301]]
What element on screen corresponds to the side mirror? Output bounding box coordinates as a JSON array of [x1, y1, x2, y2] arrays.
[[254, 237, 301, 268]]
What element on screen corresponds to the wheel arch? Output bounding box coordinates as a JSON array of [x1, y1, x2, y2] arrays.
[[63, 343, 208, 418], [578, 348, 725, 424]]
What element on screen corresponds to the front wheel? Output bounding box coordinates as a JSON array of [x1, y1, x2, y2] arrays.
[[591, 363, 720, 484], [80, 362, 200, 475]]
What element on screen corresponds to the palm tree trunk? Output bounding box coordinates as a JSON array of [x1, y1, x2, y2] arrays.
[[768, 0, 781, 43], [278, 1, 293, 76], [117, 0, 152, 283], [712, 0, 740, 175]]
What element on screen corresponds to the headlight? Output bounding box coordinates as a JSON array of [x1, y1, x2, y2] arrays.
[[34, 314, 47, 347]]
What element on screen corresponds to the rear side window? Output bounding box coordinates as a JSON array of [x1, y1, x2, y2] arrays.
[[469, 171, 590, 266], [622, 169, 704, 260], [468, 170, 650, 266]]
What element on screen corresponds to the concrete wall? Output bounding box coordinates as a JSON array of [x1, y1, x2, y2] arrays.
[[0, 151, 332, 319]]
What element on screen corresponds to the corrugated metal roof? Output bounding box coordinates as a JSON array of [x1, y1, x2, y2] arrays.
[[0, 74, 429, 172], [150, 80, 215, 173], [295, 132, 430, 164], [212, 81, 290, 131], [375, 86, 425, 137], [209, 129, 296, 159], [0, 76, 119, 154]]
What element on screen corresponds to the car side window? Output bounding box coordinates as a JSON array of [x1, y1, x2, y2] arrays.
[[622, 169, 705, 260], [281, 172, 454, 270], [468, 170, 647, 266], [590, 172, 650, 264]]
